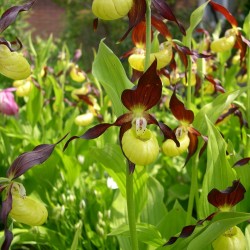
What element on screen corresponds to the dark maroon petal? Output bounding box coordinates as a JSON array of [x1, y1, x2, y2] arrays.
[[119, 0, 146, 42], [170, 90, 194, 124], [208, 180, 246, 209], [184, 131, 199, 166], [0, 37, 22, 52], [120, 47, 137, 60], [152, 0, 186, 35], [163, 212, 216, 246], [205, 75, 225, 93], [241, 35, 250, 48], [1, 184, 12, 226], [233, 158, 250, 167], [147, 114, 180, 146], [151, 15, 172, 39], [0, 0, 36, 33], [7, 134, 68, 180], [1, 229, 13, 250], [121, 60, 162, 111], [216, 106, 238, 125], [131, 21, 149, 46], [235, 34, 247, 62], [209, 1, 238, 27]]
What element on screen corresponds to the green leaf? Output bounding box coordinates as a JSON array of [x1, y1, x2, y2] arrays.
[[184, 1, 210, 47], [198, 116, 236, 218], [243, 12, 250, 38], [92, 40, 133, 117], [141, 177, 168, 231], [187, 212, 250, 249], [26, 84, 43, 127], [90, 144, 127, 196], [109, 223, 165, 247], [193, 89, 241, 135]]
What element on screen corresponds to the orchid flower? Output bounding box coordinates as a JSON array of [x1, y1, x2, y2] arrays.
[[64, 61, 179, 172], [0, 135, 67, 250], [0, 1, 35, 80], [0, 88, 19, 116]]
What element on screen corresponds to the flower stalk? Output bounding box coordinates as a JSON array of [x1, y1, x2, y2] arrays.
[[126, 166, 139, 250], [144, 0, 152, 71], [246, 42, 250, 156]]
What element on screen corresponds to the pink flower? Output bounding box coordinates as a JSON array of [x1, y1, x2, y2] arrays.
[[0, 88, 19, 116]]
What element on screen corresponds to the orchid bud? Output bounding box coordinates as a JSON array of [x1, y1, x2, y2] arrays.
[[92, 0, 133, 20], [74, 112, 94, 126], [0, 88, 19, 115], [122, 128, 159, 166], [212, 226, 246, 250], [0, 44, 31, 80]]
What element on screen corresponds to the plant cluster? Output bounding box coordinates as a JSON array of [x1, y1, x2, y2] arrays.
[[0, 0, 250, 250]]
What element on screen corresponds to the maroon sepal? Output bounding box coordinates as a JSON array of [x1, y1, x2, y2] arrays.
[[235, 34, 247, 62], [7, 134, 68, 180], [209, 1, 238, 28], [1, 184, 13, 250], [121, 60, 162, 111], [163, 212, 217, 246], [148, 116, 180, 147], [170, 90, 194, 124], [77, 94, 94, 106], [0, 0, 36, 33], [205, 75, 225, 93], [132, 21, 149, 46], [233, 157, 250, 167], [151, 15, 172, 39], [185, 130, 199, 166], [119, 0, 146, 42], [208, 180, 246, 209], [152, 0, 186, 35]]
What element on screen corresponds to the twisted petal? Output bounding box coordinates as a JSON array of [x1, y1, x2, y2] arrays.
[[1, 184, 14, 250], [7, 134, 68, 180], [121, 60, 162, 111], [0, 0, 36, 33]]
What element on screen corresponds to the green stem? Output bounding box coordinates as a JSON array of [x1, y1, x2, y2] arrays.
[[126, 166, 139, 250], [246, 45, 250, 156], [186, 57, 192, 109], [186, 158, 198, 224], [144, 0, 152, 71]]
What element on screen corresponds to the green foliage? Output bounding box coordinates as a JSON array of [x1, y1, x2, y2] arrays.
[[1, 1, 250, 250]]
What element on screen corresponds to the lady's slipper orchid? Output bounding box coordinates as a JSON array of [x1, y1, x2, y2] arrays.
[[0, 135, 67, 250], [9, 183, 48, 226], [209, 1, 250, 60], [162, 90, 200, 164], [64, 61, 179, 172], [164, 180, 246, 246], [69, 64, 86, 83], [0, 88, 19, 116]]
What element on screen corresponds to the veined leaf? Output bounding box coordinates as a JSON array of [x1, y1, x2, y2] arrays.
[[109, 223, 164, 247], [198, 116, 236, 218], [92, 40, 133, 117]]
